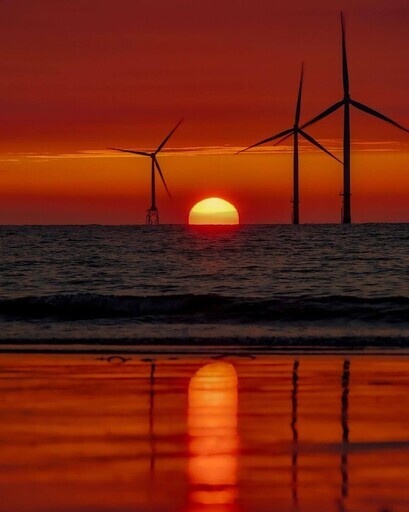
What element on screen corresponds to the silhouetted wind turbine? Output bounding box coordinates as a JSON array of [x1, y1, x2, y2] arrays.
[[238, 64, 342, 224], [109, 119, 183, 224], [301, 12, 409, 224]]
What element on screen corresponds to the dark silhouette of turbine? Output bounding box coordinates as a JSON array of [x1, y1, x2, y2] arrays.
[[238, 64, 342, 224], [301, 12, 409, 224], [109, 119, 183, 224]]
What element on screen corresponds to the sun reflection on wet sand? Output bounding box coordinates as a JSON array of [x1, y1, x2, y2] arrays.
[[188, 362, 239, 511]]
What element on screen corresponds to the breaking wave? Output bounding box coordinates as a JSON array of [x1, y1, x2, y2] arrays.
[[0, 293, 407, 324]]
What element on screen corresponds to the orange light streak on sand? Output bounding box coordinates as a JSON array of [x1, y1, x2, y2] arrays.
[[188, 362, 239, 511]]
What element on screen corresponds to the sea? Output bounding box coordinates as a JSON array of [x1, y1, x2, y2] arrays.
[[1, 223, 408, 352]]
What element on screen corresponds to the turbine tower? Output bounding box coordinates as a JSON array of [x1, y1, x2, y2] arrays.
[[109, 119, 183, 225], [301, 12, 409, 224], [239, 64, 341, 224]]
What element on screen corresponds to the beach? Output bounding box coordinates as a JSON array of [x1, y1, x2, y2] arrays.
[[1, 352, 409, 512]]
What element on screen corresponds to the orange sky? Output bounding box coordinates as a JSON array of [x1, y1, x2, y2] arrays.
[[0, 0, 408, 224]]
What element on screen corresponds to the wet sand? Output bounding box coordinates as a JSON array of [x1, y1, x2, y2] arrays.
[[1, 353, 409, 512]]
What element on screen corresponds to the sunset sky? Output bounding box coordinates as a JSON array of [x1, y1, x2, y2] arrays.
[[0, 0, 408, 224]]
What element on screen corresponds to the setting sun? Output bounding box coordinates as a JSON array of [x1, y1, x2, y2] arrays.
[[188, 197, 239, 225]]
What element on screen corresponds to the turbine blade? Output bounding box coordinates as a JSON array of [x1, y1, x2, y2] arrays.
[[154, 158, 172, 200], [295, 62, 304, 125], [272, 131, 294, 147], [156, 119, 184, 154], [107, 147, 150, 156], [350, 99, 409, 134], [237, 128, 294, 154], [301, 101, 344, 130], [341, 12, 350, 96], [299, 129, 343, 164]]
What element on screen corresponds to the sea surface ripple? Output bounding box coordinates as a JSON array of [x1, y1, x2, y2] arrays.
[[0, 224, 408, 344]]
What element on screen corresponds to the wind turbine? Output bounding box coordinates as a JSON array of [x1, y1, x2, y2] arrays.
[[109, 119, 183, 225], [301, 12, 409, 224], [238, 64, 342, 224]]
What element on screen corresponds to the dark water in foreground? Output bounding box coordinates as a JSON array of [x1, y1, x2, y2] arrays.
[[1, 354, 409, 512], [0, 224, 408, 346]]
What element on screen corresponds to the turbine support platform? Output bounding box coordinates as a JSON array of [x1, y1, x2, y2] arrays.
[[340, 192, 352, 224], [146, 207, 159, 225], [292, 201, 300, 225]]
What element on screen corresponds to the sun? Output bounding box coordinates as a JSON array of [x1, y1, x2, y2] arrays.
[[189, 197, 239, 225]]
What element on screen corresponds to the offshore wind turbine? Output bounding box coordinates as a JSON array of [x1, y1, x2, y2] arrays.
[[301, 12, 409, 224], [239, 64, 342, 224], [109, 119, 183, 225]]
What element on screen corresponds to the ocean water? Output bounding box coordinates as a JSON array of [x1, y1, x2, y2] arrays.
[[0, 224, 408, 348]]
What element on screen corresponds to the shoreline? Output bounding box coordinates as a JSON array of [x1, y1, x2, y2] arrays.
[[1, 334, 409, 356]]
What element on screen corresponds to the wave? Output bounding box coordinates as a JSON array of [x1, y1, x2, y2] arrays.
[[0, 293, 408, 323]]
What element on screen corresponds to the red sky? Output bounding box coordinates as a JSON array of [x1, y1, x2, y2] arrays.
[[0, 0, 408, 224]]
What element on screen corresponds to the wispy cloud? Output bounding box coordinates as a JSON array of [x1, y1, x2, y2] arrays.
[[1, 139, 407, 162]]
